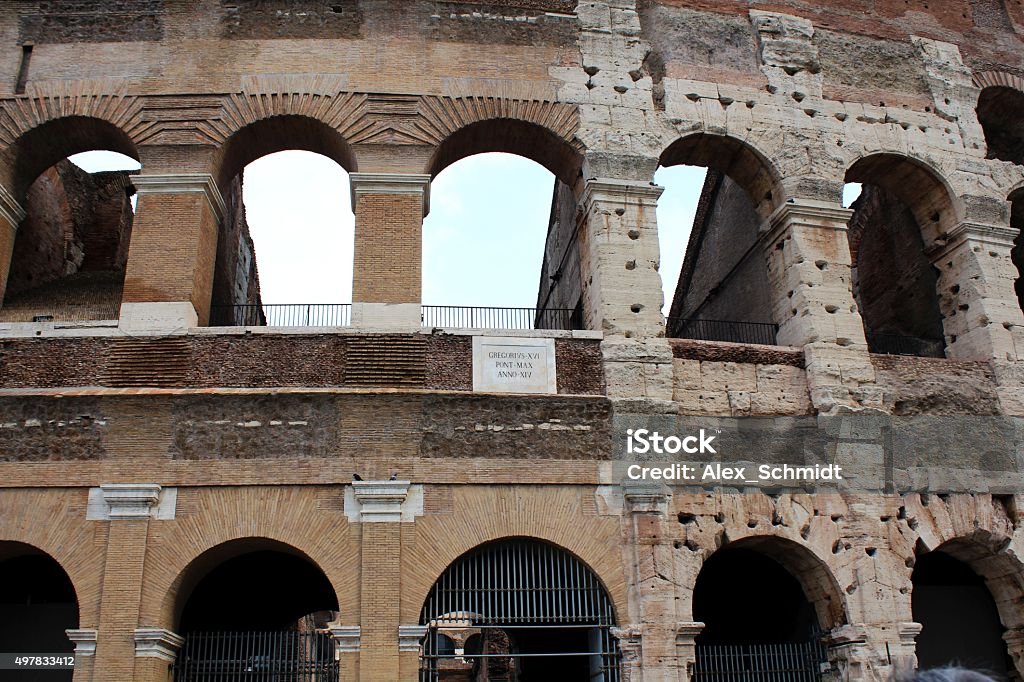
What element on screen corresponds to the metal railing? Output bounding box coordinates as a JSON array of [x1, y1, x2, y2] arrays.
[[209, 304, 352, 327], [693, 640, 828, 682], [667, 318, 779, 346], [866, 332, 945, 358], [421, 305, 581, 330], [173, 631, 338, 681]]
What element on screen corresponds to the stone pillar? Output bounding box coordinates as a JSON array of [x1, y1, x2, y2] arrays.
[[133, 628, 184, 682], [827, 622, 920, 681], [930, 221, 1024, 361], [1003, 627, 1024, 679], [349, 173, 429, 328], [675, 622, 705, 682], [66, 628, 97, 682], [398, 625, 428, 680], [764, 199, 881, 413], [579, 178, 665, 337], [92, 484, 163, 682], [0, 185, 25, 308], [352, 480, 411, 681], [330, 625, 362, 682], [121, 174, 225, 331]]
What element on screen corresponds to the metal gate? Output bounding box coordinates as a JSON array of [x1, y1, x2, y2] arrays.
[[419, 539, 621, 681], [692, 640, 828, 682], [173, 631, 339, 682]]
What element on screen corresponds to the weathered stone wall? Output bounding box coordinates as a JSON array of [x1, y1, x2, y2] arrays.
[[536, 179, 583, 317], [210, 176, 261, 311]]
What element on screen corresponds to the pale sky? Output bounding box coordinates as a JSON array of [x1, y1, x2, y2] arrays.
[[68, 150, 862, 316]]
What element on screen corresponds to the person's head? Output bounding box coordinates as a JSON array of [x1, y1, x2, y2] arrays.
[[896, 668, 999, 682]]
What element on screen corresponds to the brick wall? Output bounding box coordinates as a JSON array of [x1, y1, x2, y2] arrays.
[[353, 194, 421, 304]]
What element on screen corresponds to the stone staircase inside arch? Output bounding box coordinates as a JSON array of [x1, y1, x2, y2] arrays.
[[344, 335, 426, 387], [100, 336, 192, 388]]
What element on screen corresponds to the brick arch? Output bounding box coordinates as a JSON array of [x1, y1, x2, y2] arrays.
[[696, 534, 848, 632], [210, 113, 359, 194], [0, 115, 140, 201], [403, 488, 626, 625], [659, 132, 785, 220], [845, 152, 961, 246], [426, 114, 583, 186], [973, 70, 1024, 94], [141, 488, 357, 628]]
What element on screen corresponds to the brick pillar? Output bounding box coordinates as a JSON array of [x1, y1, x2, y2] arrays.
[[330, 625, 362, 681], [133, 628, 184, 682], [764, 199, 881, 413], [121, 174, 224, 330], [66, 629, 97, 682], [349, 173, 429, 328], [0, 185, 26, 307], [398, 625, 427, 680], [352, 480, 411, 682], [931, 221, 1024, 361], [579, 178, 665, 337], [92, 484, 163, 682]]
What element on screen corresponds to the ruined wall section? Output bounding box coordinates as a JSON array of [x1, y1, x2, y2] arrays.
[[669, 171, 773, 326], [210, 175, 261, 311], [536, 179, 582, 319]]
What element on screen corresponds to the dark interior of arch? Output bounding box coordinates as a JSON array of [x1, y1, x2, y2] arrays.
[[912, 550, 1011, 674], [178, 549, 338, 632], [420, 538, 619, 681], [845, 155, 955, 240], [977, 86, 1024, 165], [6, 116, 138, 199], [214, 114, 356, 192], [1013, 192, 1024, 313], [0, 546, 78, 682], [693, 546, 818, 645], [428, 119, 582, 186], [847, 184, 946, 356]]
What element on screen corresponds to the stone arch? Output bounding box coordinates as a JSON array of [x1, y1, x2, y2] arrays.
[[166, 536, 340, 632], [976, 82, 1024, 166], [0, 115, 140, 201], [426, 116, 583, 186], [659, 132, 786, 220], [695, 533, 848, 633], [211, 114, 358, 194]]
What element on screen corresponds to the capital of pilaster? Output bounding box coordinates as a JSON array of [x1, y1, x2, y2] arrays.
[[581, 178, 664, 210], [349, 172, 431, 215], [610, 625, 643, 661], [398, 625, 428, 652], [351, 480, 411, 522], [623, 482, 670, 514], [329, 625, 362, 653], [897, 622, 923, 645], [133, 628, 185, 662], [99, 483, 162, 519], [0, 183, 25, 230], [765, 198, 853, 244], [66, 628, 98, 656], [676, 622, 706, 642], [132, 173, 226, 222], [827, 623, 868, 647], [928, 221, 1019, 259]]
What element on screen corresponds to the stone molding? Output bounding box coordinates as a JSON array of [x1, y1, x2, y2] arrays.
[[765, 198, 853, 244], [0, 183, 26, 229], [349, 172, 431, 215], [623, 483, 670, 514], [580, 178, 664, 210], [349, 480, 412, 522], [134, 628, 185, 662], [66, 628, 98, 657], [398, 625, 429, 652], [676, 622, 706, 642], [97, 484, 163, 520], [610, 625, 642, 662], [329, 625, 361, 653], [928, 221, 1020, 259], [132, 173, 226, 222]]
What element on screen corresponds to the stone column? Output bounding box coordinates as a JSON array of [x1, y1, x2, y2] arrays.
[[827, 622, 920, 681], [930, 221, 1024, 361], [121, 174, 225, 330], [0, 185, 25, 308], [579, 178, 665, 338], [351, 480, 411, 681], [349, 173, 429, 328], [66, 628, 97, 682], [92, 484, 163, 682], [330, 624, 362, 682], [764, 198, 880, 413]]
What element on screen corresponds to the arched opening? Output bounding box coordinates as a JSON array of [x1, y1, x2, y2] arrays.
[[659, 134, 783, 346], [419, 538, 621, 681], [844, 155, 953, 357], [692, 538, 844, 680], [0, 542, 78, 682], [977, 86, 1024, 166], [208, 116, 355, 327], [171, 538, 339, 681], [912, 542, 1017, 675], [425, 121, 584, 331], [0, 117, 140, 324]]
